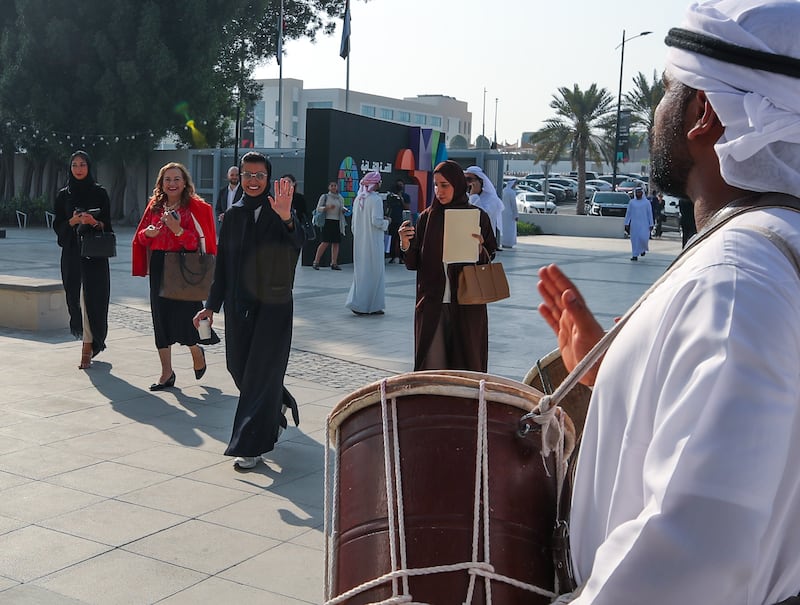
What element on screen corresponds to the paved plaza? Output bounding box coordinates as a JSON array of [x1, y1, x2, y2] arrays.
[[0, 225, 681, 604]]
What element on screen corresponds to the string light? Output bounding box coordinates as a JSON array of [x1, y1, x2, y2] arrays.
[[251, 115, 306, 144]]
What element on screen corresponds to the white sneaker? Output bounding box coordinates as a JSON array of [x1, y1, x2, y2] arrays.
[[233, 456, 258, 469]]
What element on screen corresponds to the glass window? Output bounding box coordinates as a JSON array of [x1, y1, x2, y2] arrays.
[[430, 116, 442, 127], [307, 101, 333, 109], [361, 105, 376, 117], [414, 114, 427, 125], [380, 108, 394, 120], [192, 154, 214, 190], [398, 111, 411, 122], [292, 101, 299, 116]]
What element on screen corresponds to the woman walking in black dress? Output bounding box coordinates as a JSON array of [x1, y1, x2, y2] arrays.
[[53, 150, 113, 369]]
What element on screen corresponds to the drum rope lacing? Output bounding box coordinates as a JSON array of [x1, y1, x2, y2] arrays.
[[323, 378, 561, 605]]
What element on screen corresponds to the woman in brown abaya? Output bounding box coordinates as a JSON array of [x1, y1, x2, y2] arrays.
[[399, 160, 497, 372]]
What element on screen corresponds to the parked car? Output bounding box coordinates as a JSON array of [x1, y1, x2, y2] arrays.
[[537, 181, 569, 203], [546, 177, 579, 200], [518, 179, 566, 203], [661, 194, 682, 231], [569, 170, 599, 181], [662, 194, 681, 217], [516, 192, 558, 214], [588, 191, 631, 217], [598, 174, 636, 188], [586, 179, 613, 192], [615, 179, 646, 195]]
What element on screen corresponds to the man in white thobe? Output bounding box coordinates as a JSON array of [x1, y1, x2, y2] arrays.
[[346, 171, 389, 315], [465, 165, 504, 249], [501, 179, 519, 248], [623, 187, 653, 261], [538, 1, 800, 603]]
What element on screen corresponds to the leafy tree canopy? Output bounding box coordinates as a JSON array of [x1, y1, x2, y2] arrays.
[[0, 0, 348, 164]]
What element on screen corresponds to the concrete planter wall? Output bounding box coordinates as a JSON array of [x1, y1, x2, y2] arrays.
[[519, 213, 625, 239]]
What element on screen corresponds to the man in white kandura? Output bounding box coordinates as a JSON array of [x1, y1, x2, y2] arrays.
[[538, 1, 800, 603], [346, 171, 389, 315]]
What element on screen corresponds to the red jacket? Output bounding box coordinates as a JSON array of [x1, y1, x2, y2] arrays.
[[131, 195, 217, 276]]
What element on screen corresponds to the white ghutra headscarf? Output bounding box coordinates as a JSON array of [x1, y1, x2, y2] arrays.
[[665, 0, 800, 195]]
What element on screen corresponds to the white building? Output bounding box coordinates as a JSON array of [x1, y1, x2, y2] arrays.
[[253, 78, 472, 148]]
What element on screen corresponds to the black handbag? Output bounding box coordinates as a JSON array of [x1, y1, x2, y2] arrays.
[[80, 231, 117, 258], [301, 219, 316, 241]]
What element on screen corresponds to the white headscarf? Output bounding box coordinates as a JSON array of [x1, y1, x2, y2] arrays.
[[465, 166, 501, 200], [665, 0, 800, 195]]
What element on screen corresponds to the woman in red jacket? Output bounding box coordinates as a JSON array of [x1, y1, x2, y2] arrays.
[[132, 162, 218, 390]]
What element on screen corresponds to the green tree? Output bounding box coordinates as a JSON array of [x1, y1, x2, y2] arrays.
[[624, 70, 664, 149], [530, 84, 615, 214], [0, 0, 352, 216]]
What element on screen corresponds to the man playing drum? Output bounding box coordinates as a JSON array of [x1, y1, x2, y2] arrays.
[[538, 1, 800, 603]]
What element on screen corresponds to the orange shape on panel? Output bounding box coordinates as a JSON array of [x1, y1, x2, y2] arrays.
[[395, 149, 416, 171]]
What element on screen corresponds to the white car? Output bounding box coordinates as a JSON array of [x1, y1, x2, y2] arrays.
[[586, 179, 613, 192], [516, 192, 558, 214], [662, 194, 681, 217]]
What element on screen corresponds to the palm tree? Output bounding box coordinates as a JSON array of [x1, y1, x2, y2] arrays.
[[530, 84, 615, 214], [624, 70, 665, 149]]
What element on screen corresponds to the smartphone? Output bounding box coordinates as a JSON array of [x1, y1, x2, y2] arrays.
[[170, 210, 180, 220], [402, 210, 412, 223]]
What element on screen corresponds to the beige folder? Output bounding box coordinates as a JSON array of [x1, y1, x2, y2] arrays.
[[443, 208, 480, 263]]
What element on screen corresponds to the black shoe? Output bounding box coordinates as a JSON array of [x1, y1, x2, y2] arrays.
[[369, 310, 385, 315], [351, 309, 368, 316], [194, 347, 206, 380], [150, 371, 176, 391], [388, 258, 396, 264], [630, 257, 638, 261], [331, 264, 342, 271], [641, 252, 646, 257], [312, 262, 320, 270]]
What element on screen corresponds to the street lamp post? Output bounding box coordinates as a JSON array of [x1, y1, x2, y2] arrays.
[[482, 87, 487, 138], [612, 30, 651, 190], [232, 85, 241, 169], [494, 97, 498, 146]]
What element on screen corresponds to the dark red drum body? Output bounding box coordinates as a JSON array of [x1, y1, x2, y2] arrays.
[[325, 371, 575, 605]]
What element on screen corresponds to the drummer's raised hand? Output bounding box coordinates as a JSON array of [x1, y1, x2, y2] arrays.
[[537, 264, 605, 386]]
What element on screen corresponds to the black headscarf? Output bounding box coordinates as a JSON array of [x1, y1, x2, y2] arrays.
[[67, 150, 96, 198], [419, 160, 471, 272]]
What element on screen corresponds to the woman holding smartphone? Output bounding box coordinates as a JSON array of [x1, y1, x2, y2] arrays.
[[53, 150, 113, 369], [399, 160, 497, 371], [132, 162, 217, 390]]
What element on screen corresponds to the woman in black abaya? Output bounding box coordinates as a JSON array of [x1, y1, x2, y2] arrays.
[[53, 150, 113, 369]]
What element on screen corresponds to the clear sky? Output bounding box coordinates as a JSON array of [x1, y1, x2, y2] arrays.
[[254, 0, 693, 145]]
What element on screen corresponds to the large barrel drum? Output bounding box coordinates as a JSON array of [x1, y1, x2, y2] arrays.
[[325, 370, 575, 605]]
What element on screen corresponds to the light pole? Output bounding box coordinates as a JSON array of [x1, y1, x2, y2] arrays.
[[612, 30, 651, 190], [232, 84, 241, 168], [482, 87, 487, 138], [494, 97, 498, 146]]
